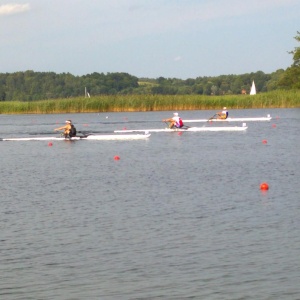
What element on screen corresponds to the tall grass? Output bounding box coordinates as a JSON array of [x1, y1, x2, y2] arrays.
[[0, 90, 299, 114]]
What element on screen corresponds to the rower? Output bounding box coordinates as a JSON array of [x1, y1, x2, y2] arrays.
[[163, 112, 184, 129], [54, 120, 77, 138], [217, 107, 228, 119]]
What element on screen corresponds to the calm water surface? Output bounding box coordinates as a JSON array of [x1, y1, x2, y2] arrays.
[[0, 109, 299, 300]]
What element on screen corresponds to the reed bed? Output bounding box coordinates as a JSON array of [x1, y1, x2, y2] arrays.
[[0, 90, 299, 114]]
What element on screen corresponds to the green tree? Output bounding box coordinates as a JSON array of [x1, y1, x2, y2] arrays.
[[278, 31, 300, 89], [266, 69, 285, 91], [211, 85, 219, 95], [203, 82, 213, 95], [230, 77, 244, 94], [0, 87, 5, 100], [192, 84, 204, 95]]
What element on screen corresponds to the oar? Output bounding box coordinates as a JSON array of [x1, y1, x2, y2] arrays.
[[164, 121, 171, 128], [208, 114, 218, 121]]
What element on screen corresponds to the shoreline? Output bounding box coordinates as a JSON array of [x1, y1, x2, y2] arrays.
[[0, 90, 299, 114]]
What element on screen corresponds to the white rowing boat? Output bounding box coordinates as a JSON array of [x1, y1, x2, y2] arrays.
[[183, 114, 271, 123], [115, 124, 248, 133], [0, 134, 151, 141]]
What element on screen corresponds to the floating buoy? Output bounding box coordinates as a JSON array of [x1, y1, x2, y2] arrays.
[[272, 124, 276, 128], [123, 127, 127, 130], [48, 142, 53, 147], [114, 155, 120, 160], [262, 139, 267, 144], [260, 182, 269, 190], [178, 132, 183, 136]]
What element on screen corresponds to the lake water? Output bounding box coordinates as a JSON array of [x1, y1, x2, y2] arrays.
[[0, 108, 299, 300]]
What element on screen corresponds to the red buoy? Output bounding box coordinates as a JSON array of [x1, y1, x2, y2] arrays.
[[272, 124, 277, 128], [114, 155, 120, 160], [260, 182, 269, 190], [48, 142, 53, 147], [262, 139, 267, 144]]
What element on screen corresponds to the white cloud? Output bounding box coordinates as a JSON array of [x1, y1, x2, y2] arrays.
[[0, 3, 30, 15]]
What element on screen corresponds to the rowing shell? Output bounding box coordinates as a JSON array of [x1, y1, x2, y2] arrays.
[[183, 115, 271, 123], [0, 134, 151, 141], [115, 124, 248, 133]]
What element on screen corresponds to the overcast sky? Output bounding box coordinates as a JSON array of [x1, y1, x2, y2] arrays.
[[0, 0, 299, 79]]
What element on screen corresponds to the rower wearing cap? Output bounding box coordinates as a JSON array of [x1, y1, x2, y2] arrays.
[[162, 112, 184, 129], [54, 120, 77, 138], [217, 107, 228, 119]]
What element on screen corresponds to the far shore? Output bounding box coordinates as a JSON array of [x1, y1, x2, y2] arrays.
[[0, 90, 299, 114]]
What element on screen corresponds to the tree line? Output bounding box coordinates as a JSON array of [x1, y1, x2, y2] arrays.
[[0, 32, 299, 102], [0, 72, 139, 101]]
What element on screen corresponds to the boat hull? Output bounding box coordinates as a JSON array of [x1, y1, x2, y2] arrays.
[[115, 125, 248, 133], [183, 115, 271, 123], [0, 134, 151, 141]]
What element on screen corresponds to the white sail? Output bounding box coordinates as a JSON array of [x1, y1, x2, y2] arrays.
[[250, 80, 256, 95]]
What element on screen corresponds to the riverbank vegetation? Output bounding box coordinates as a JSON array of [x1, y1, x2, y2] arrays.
[[0, 32, 299, 113], [0, 90, 299, 114], [0, 70, 285, 101]]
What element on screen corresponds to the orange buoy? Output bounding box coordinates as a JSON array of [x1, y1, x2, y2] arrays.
[[260, 182, 269, 190], [262, 139, 267, 144], [114, 155, 120, 160], [48, 142, 53, 147]]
